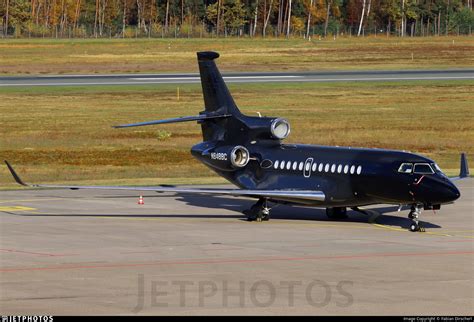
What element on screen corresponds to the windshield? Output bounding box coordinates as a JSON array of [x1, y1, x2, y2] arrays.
[[431, 163, 448, 176]]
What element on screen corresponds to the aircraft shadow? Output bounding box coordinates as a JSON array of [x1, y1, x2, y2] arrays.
[[10, 193, 441, 229], [175, 194, 442, 229]]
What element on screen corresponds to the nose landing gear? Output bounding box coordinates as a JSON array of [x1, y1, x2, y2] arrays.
[[244, 198, 271, 222], [408, 204, 425, 232]]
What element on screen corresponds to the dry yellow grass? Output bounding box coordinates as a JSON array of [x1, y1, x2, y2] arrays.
[[0, 36, 473, 75], [0, 80, 472, 189]]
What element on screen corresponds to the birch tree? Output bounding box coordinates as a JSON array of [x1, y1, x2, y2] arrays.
[[263, 0, 274, 36], [357, 0, 367, 35]]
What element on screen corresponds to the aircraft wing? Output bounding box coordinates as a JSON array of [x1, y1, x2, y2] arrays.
[[4, 161, 325, 202]]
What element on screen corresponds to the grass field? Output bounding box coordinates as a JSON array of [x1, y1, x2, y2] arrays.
[[1, 80, 473, 189], [1, 36, 473, 75]]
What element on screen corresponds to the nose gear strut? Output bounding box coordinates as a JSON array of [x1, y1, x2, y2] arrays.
[[408, 204, 425, 232]]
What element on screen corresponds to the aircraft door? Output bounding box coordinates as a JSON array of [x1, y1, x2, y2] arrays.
[[303, 158, 314, 178]]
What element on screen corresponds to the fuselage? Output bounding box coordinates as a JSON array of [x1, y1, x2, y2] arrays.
[[192, 140, 460, 208]]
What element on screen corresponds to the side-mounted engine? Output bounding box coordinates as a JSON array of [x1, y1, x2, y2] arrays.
[[191, 142, 251, 171]]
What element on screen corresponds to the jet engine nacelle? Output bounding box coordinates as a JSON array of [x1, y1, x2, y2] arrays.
[[243, 117, 291, 141], [192, 143, 250, 171]]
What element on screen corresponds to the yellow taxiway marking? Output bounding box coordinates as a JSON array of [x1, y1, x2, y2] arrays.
[[0, 198, 63, 204], [371, 223, 474, 238], [0, 206, 37, 212], [441, 230, 474, 233]]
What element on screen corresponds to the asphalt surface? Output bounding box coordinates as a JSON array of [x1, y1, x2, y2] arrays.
[[0, 179, 472, 315], [1, 69, 474, 87]]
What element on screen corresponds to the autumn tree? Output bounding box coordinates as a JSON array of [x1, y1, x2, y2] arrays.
[[1, 0, 472, 37]]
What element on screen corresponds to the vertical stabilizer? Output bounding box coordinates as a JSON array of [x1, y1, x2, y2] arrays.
[[197, 51, 242, 116]]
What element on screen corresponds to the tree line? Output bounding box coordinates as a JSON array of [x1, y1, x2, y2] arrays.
[[1, 0, 473, 38]]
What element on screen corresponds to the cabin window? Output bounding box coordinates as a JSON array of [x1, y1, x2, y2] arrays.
[[398, 163, 413, 174], [280, 161, 285, 169], [337, 165, 342, 173], [356, 165, 362, 175], [318, 163, 324, 172], [350, 165, 355, 174], [292, 161, 298, 170], [298, 162, 304, 171], [312, 163, 317, 172], [414, 163, 434, 174], [274, 160, 279, 169], [331, 164, 336, 173], [343, 165, 349, 174], [305, 163, 311, 171], [286, 162, 292, 170], [325, 164, 330, 172]]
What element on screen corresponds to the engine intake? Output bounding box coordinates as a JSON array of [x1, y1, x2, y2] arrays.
[[270, 118, 291, 140], [230, 146, 250, 168]]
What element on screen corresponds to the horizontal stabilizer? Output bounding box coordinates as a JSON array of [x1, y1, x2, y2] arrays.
[[113, 114, 231, 128]]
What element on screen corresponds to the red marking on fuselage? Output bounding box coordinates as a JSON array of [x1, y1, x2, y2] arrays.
[[413, 175, 425, 186]]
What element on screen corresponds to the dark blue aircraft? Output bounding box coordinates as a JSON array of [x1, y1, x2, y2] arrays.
[[5, 51, 470, 232]]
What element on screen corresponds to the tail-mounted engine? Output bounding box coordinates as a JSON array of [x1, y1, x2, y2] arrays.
[[239, 116, 291, 142]]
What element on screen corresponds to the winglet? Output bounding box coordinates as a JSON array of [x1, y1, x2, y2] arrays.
[[459, 153, 469, 178], [4, 161, 29, 186]]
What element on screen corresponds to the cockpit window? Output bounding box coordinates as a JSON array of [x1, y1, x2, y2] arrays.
[[398, 163, 413, 174], [431, 162, 448, 178], [413, 163, 434, 174], [431, 163, 442, 172]]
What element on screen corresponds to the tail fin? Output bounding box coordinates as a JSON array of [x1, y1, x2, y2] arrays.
[[197, 52, 242, 116]]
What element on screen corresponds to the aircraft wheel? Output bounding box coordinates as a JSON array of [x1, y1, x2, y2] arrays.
[[410, 223, 425, 232], [244, 199, 270, 222], [326, 207, 348, 220], [261, 208, 270, 221]]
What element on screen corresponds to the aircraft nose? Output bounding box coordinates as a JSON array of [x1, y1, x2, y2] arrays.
[[442, 181, 460, 203]]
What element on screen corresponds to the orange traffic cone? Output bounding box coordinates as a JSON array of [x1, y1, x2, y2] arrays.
[[138, 195, 144, 205]]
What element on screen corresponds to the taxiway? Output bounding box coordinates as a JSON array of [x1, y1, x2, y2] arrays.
[[0, 179, 472, 315]]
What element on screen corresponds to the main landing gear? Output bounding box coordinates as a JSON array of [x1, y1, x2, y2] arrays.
[[408, 204, 425, 232], [326, 207, 348, 220], [244, 198, 271, 222]]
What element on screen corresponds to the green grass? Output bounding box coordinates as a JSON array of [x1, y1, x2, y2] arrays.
[[1, 80, 473, 189], [0, 36, 473, 75]]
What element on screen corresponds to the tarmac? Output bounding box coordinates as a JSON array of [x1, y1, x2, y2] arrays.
[[0, 179, 472, 315]]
